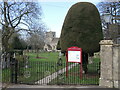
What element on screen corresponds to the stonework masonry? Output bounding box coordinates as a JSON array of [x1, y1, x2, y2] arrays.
[[109, 24, 120, 44], [113, 44, 120, 88], [44, 31, 59, 51], [99, 40, 120, 88]]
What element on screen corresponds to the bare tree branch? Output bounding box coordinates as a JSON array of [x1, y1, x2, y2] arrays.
[[1, 2, 45, 52]]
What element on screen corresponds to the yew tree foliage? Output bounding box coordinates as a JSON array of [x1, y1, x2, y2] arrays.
[[60, 2, 103, 53], [11, 35, 26, 50], [57, 39, 61, 50]]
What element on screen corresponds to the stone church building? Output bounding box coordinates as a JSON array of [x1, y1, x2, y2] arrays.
[[44, 31, 59, 51]]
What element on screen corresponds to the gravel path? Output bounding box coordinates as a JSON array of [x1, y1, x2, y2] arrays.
[[35, 63, 78, 85]]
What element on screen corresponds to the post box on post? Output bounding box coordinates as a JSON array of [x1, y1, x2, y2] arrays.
[[66, 46, 82, 78]]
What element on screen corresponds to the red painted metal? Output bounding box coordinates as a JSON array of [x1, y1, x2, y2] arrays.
[[66, 52, 68, 77], [66, 46, 82, 78]]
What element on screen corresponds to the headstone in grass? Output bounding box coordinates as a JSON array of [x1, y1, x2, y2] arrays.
[[1, 53, 5, 69]]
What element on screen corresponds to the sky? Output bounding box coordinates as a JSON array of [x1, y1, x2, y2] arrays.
[[39, 0, 101, 37]]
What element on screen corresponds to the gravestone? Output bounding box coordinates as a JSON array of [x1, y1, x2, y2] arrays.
[[1, 53, 6, 69], [6, 53, 10, 68]]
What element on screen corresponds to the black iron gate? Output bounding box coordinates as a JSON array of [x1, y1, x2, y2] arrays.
[[9, 58, 100, 85]]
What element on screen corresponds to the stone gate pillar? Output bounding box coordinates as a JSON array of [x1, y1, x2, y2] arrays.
[[99, 40, 114, 88], [99, 40, 120, 88], [113, 44, 120, 88]]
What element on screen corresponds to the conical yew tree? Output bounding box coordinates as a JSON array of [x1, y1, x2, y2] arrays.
[[60, 2, 103, 54]]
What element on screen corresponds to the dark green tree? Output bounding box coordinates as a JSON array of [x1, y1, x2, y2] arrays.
[[60, 2, 103, 54], [60, 2, 103, 73], [56, 39, 61, 50], [10, 34, 27, 50]]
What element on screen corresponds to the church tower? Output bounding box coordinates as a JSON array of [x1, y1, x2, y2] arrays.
[[45, 31, 56, 44]]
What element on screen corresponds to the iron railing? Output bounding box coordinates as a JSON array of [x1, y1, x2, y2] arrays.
[[2, 59, 100, 85]]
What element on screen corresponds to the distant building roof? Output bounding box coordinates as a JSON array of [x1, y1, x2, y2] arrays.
[[51, 38, 59, 44]]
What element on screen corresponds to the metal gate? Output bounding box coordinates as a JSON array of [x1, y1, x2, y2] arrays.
[[8, 58, 100, 85]]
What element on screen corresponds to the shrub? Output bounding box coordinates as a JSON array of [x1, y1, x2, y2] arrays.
[[56, 39, 61, 50], [60, 2, 103, 53]]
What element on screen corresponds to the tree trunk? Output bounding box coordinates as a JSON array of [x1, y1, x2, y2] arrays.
[[2, 36, 10, 53]]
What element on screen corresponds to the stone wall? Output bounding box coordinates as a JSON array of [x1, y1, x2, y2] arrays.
[[113, 44, 120, 88], [99, 40, 120, 88], [109, 24, 120, 44]]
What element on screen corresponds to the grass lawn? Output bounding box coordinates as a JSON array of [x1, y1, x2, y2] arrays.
[[49, 58, 100, 85], [2, 52, 66, 84], [16, 52, 62, 84], [27, 52, 60, 62], [2, 68, 11, 83], [18, 61, 58, 84]]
